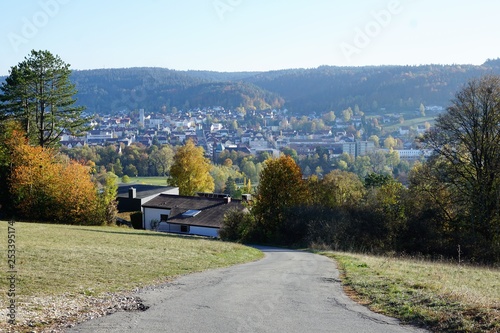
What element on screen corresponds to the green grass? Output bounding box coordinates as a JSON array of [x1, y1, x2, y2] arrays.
[[122, 176, 170, 186], [0, 221, 263, 331], [383, 116, 436, 132], [324, 252, 500, 332]]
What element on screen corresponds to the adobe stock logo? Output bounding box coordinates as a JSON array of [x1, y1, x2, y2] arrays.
[[339, 0, 404, 62], [8, 0, 72, 53], [213, 0, 243, 21]]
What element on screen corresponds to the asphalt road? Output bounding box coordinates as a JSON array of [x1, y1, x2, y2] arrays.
[[69, 247, 428, 333]]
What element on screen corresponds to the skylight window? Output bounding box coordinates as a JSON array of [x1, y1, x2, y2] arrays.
[[182, 210, 201, 218]]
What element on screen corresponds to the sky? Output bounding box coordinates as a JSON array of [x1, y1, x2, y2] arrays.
[[1, 0, 500, 76]]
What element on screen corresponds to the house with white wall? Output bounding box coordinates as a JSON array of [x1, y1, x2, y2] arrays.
[[142, 193, 246, 237]]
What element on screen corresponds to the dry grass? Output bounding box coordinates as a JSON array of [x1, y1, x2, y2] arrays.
[[324, 252, 500, 332], [0, 221, 263, 332]]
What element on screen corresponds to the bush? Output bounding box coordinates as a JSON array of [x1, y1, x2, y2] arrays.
[[122, 175, 131, 183], [130, 211, 143, 229], [220, 209, 255, 242]]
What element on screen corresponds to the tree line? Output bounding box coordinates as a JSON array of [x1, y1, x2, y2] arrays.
[[0, 50, 116, 225], [54, 60, 500, 116], [2, 50, 499, 264], [222, 76, 500, 265]]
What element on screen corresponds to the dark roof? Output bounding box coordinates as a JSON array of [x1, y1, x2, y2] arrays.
[[143, 194, 244, 228], [117, 184, 177, 199]]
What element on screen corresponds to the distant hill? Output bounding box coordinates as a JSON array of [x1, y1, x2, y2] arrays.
[[69, 67, 283, 115], [242, 62, 500, 114], [3, 60, 500, 115]]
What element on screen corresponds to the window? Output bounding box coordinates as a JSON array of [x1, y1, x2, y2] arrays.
[[160, 214, 168, 222], [180, 225, 190, 233], [182, 210, 201, 218]]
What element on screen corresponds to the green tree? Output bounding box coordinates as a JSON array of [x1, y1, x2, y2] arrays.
[[150, 145, 174, 176], [366, 180, 406, 250], [124, 164, 138, 177], [93, 172, 118, 226], [113, 158, 124, 177], [210, 165, 242, 193], [0, 50, 87, 148], [224, 177, 238, 196], [241, 159, 258, 183], [309, 170, 364, 208], [169, 139, 214, 195]]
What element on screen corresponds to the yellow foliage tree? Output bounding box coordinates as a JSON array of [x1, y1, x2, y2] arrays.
[[169, 139, 214, 196]]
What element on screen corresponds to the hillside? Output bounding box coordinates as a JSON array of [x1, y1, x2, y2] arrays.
[[70, 67, 284, 114], [0, 222, 262, 332], [3, 59, 500, 115], [243, 62, 500, 114]]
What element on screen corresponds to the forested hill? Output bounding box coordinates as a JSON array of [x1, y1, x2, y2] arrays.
[[3, 59, 500, 115], [242, 59, 500, 114], [69, 67, 283, 114]]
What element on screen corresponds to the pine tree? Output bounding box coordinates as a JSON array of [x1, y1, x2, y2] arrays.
[[0, 50, 88, 148]]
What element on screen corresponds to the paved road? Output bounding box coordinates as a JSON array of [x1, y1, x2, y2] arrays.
[[69, 247, 428, 333]]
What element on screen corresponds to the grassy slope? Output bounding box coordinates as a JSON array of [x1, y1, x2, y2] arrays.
[[121, 177, 170, 186], [325, 252, 500, 333], [382, 116, 436, 132], [0, 222, 263, 331]]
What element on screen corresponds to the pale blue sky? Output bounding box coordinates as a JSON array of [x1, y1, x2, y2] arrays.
[[1, 1, 499, 75]]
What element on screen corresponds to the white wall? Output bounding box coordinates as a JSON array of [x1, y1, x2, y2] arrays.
[[143, 207, 220, 237], [190, 226, 219, 238], [143, 207, 170, 230]]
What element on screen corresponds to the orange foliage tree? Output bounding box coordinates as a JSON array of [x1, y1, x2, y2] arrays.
[[7, 129, 106, 225]]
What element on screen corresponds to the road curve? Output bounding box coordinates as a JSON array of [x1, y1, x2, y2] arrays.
[[69, 246, 428, 333]]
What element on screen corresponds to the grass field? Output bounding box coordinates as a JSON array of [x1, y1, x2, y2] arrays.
[[383, 116, 436, 132], [122, 176, 170, 186], [325, 252, 500, 332], [0, 221, 263, 332]]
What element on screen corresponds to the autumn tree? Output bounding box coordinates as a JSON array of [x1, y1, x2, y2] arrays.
[[384, 135, 397, 149], [368, 135, 380, 147], [423, 76, 500, 260], [169, 139, 214, 195], [342, 107, 353, 122], [252, 155, 308, 241], [0, 50, 88, 148], [322, 111, 336, 124], [6, 128, 112, 225]]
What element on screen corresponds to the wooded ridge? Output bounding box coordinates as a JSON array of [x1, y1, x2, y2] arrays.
[[4, 59, 500, 115]]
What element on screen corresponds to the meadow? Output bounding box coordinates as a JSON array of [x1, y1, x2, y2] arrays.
[[0, 221, 263, 332], [326, 252, 500, 332]]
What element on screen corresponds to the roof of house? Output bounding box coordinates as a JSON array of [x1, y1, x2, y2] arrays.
[[142, 194, 244, 228], [117, 184, 178, 199]]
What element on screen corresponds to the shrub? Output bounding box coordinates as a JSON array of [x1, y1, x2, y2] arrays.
[[220, 209, 255, 242]]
